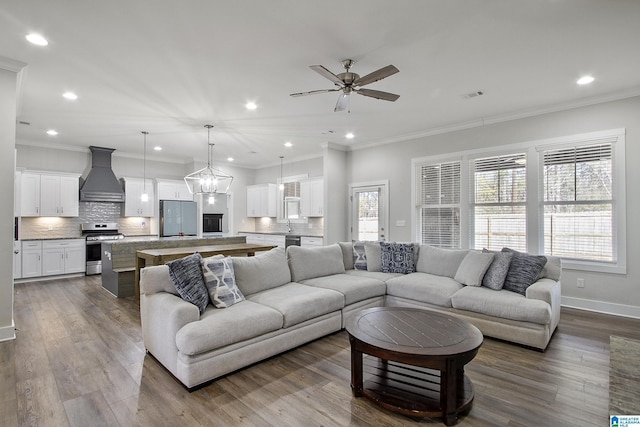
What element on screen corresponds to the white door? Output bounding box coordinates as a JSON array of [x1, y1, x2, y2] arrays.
[[350, 183, 388, 242]]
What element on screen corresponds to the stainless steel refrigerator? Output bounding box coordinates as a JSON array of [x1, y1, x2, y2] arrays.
[[159, 200, 197, 236]]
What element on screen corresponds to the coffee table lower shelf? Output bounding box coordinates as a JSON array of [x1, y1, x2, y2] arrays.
[[357, 356, 474, 420]]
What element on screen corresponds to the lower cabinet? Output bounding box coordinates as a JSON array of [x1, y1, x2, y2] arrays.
[[42, 240, 86, 275], [301, 236, 324, 247], [22, 239, 86, 278], [13, 241, 22, 279], [240, 233, 285, 248]]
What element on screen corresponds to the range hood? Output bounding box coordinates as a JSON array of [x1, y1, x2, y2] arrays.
[[79, 146, 125, 202]]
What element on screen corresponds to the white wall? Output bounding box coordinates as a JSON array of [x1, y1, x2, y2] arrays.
[[348, 96, 640, 317], [324, 144, 349, 245], [0, 63, 22, 341], [253, 156, 323, 184]]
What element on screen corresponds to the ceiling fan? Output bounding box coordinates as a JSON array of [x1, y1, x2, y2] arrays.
[[290, 59, 400, 112]]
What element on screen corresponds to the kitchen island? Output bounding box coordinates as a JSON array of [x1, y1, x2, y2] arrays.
[[101, 235, 246, 298]]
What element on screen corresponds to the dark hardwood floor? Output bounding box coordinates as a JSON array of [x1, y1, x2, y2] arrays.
[[2, 275, 639, 426]]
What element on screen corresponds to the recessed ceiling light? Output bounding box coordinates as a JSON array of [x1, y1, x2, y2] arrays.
[[63, 92, 78, 100], [26, 33, 48, 46], [345, 132, 355, 139], [577, 75, 595, 85], [46, 129, 58, 136], [284, 141, 292, 147], [227, 157, 234, 162], [245, 101, 257, 110], [153, 146, 162, 151]]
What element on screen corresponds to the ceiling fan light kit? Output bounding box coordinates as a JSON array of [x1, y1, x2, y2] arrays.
[[290, 59, 400, 112]]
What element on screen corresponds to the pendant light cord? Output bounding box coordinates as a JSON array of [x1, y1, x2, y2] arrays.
[[142, 131, 148, 193]]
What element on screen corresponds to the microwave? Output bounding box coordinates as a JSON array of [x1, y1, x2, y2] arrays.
[[203, 213, 223, 233]]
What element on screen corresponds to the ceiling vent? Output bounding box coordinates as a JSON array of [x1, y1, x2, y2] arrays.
[[462, 90, 484, 99]]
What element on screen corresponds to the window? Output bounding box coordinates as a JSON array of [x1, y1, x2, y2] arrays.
[[415, 161, 460, 248], [541, 142, 614, 262], [412, 129, 626, 273], [471, 153, 527, 252]]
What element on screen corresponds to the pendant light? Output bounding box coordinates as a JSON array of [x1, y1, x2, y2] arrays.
[[279, 156, 285, 191], [184, 124, 233, 195], [141, 131, 149, 202]]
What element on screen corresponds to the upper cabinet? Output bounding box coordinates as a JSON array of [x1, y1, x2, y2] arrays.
[[20, 171, 80, 217], [300, 177, 324, 217], [247, 183, 277, 217], [156, 179, 193, 201], [122, 177, 155, 217]]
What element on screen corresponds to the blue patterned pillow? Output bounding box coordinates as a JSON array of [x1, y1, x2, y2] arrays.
[[202, 257, 245, 308], [380, 242, 415, 274], [501, 248, 547, 296], [166, 252, 209, 314]]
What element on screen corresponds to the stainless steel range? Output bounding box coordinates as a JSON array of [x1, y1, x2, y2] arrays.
[[81, 223, 124, 275]]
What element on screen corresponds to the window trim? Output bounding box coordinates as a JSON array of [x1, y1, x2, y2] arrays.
[[411, 128, 626, 274]]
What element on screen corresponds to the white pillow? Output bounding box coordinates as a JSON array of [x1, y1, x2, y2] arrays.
[[454, 251, 495, 286]]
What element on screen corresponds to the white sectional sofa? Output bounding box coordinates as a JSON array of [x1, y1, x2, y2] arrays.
[[140, 242, 561, 389]]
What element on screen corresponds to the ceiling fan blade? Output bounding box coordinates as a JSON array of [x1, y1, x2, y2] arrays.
[[310, 65, 345, 87], [356, 88, 400, 102], [334, 93, 349, 112], [352, 65, 399, 87], [290, 88, 340, 97]]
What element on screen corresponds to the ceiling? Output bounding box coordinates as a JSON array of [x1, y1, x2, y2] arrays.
[[2, 0, 640, 169]]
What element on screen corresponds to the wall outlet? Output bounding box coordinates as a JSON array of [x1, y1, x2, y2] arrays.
[[141, 221, 146, 229], [395, 220, 406, 227], [577, 278, 585, 288]]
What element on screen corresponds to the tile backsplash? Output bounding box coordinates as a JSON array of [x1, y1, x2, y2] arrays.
[[254, 217, 324, 235], [19, 202, 152, 239]]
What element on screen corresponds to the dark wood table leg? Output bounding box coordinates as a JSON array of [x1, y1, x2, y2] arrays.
[[443, 359, 458, 425], [349, 335, 363, 397]]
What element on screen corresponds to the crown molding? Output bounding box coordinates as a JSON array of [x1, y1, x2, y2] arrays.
[[0, 56, 27, 72]]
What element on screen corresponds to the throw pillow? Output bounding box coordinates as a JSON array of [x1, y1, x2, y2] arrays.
[[481, 249, 513, 290], [454, 251, 495, 286], [201, 257, 245, 308], [352, 241, 368, 270], [416, 245, 468, 278], [166, 252, 209, 314], [501, 248, 547, 296], [380, 242, 415, 274]]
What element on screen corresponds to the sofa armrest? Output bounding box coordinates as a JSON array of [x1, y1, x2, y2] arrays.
[[140, 291, 199, 375], [526, 278, 561, 332]]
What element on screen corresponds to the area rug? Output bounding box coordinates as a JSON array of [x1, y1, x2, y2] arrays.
[[609, 335, 640, 415]]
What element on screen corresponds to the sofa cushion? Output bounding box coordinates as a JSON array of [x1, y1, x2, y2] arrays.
[[501, 248, 547, 296], [202, 256, 245, 308], [232, 248, 291, 296], [451, 286, 551, 324], [339, 242, 355, 270], [247, 283, 344, 328], [175, 300, 283, 355], [416, 245, 468, 278], [380, 242, 415, 274], [482, 249, 513, 290], [299, 273, 387, 305], [346, 269, 403, 282], [454, 250, 494, 287], [385, 272, 464, 308], [287, 244, 345, 282], [166, 252, 209, 314]]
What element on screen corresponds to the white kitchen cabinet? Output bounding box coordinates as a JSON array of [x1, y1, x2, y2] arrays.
[[300, 177, 324, 217], [122, 177, 155, 217], [13, 241, 22, 279], [20, 172, 41, 216], [301, 236, 324, 247], [40, 174, 79, 216], [14, 171, 21, 217], [240, 233, 285, 248], [156, 179, 193, 201], [20, 172, 79, 217], [42, 239, 86, 276], [247, 184, 277, 217], [22, 240, 42, 278]]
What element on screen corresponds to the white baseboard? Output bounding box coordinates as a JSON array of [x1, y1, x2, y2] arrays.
[[0, 324, 16, 342], [561, 296, 640, 319]]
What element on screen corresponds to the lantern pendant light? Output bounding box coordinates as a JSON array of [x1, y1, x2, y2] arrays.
[[184, 124, 233, 195], [141, 131, 149, 202]]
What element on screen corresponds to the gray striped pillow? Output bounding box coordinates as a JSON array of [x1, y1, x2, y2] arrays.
[[501, 248, 547, 296], [166, 252, 209, 314]]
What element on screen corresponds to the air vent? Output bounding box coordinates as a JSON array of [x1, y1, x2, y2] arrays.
[[462, 91, 484, 99], [18, 120, 31, 125]]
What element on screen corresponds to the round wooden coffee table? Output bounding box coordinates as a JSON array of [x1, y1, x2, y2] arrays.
[[346, 307, 483, 425]]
